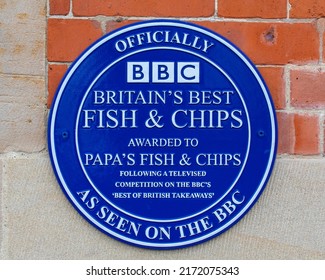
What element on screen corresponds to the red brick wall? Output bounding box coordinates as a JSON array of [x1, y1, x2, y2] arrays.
[[47, 0, 325, 156]]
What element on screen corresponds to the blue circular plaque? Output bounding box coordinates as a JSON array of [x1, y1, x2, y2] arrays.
[[48, 20, 277, 249]]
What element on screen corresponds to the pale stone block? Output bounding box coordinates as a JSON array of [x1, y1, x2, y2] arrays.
[[0, 159, 3, 258], [1, 157, 325, 259], [0, 74, 46, 152], [2, 155, 83, 259], [236, 158, 325, 259], [0, 0, 46, 76]]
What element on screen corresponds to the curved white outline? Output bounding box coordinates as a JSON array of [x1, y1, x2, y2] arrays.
[[74, 46, 251, 222], [49, 21, 277, 248]]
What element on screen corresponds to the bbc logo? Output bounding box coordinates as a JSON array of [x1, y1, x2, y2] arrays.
[[127, 62, 200, 83]]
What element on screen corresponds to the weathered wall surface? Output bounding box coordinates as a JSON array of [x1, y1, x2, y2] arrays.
[[0, 0, 324, 259]]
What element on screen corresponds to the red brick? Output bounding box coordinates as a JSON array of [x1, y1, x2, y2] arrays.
[[277, 112, 320, 155], [47, 19, 102, 62], [73, 0, 215, 17], [290, 68, 325, 109], [276, 112, 295, 154], [323, 32, 325, 61], [289, 0, 325, 18], [49, 0, 70, 15], [218, 0, 287, 19], [258, 67, 286, 109], [105, 20, 138, 34], [48, 64, 68, 108], [294, 114, 319, 155], [321, 19, 325, 62], [323, 33, 325, 61], [200, 21, 319, 65]]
